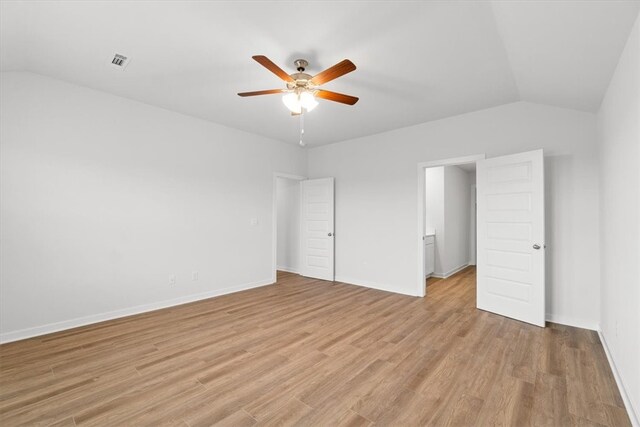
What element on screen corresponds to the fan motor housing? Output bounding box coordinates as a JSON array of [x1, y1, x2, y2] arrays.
[[288, 72, 313, 89], [287, 59, 315, 90]]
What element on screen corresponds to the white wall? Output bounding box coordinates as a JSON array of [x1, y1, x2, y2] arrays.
[[443, 165, 472, 275], [0, 72, 307, 342], [276, 177, 300, 273], [596, 15, 640, 425], [308, 101, 600, 329]]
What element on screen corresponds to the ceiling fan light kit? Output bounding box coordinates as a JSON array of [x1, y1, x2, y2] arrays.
[[238, 55, 359, 145], [283, 91, 319, 114]]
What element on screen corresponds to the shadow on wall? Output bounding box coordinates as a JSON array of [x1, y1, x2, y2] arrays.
[[544, 154, 573, 318]]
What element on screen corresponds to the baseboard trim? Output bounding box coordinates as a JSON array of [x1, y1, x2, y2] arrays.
[[598, 330, 639, 427], [276, 266, 299, 274], [432, 263, 469, 279], [335, 276, 418, 297], [0, 278, 274, 344], [544, 313, 599, 331]]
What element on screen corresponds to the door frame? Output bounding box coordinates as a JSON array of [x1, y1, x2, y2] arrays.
[[469, 183, 477, 266], [416, 154, 485, 297], [272, 172, 306, 283]]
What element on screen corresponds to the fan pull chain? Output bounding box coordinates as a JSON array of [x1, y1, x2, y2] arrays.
[[299, 111, 306, 147]]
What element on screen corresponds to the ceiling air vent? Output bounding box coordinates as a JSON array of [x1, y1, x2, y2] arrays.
[[109, 53, 130, 70]]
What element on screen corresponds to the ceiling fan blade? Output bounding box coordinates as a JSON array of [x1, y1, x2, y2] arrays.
[[237, 89, 285, 97], [310, 59, 356, 86], [315, 89, 359, 105], [252, 55, 295, 83]]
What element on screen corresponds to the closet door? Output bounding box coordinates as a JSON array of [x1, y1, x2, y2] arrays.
[[300, 178, 335, 281]]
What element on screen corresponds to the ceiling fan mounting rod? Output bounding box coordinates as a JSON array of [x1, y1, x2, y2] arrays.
[[294, 59, 308, 72]]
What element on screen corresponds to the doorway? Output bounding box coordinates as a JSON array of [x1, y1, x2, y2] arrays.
[[272, 174, 336, 283], [424, 163, 477, 283], [272, 173, 305, 283], [417, 150, 546, 327], [420, 156, 481, 295]]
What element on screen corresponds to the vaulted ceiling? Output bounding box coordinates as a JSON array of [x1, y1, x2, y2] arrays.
[[1, 1, 638, 146]]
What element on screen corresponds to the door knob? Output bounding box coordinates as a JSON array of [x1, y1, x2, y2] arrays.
[[328, 232, 333, 237], [533, 244, 541, 250]]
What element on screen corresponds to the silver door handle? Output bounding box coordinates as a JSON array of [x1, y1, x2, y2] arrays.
[[328, 233, 333, 237], [533, 244, 541, 250]]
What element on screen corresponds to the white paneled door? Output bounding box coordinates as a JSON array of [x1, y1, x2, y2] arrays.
[[300, 178, 335, 281], [477, 150, 545, 327]]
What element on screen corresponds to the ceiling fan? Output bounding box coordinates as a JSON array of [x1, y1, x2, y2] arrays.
[[238, 55, 359, 115]]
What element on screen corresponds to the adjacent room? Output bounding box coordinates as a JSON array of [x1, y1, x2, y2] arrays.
[[424, 163, 477, 285], [1, 1, 638, 426], [275, 174, 303, 278]]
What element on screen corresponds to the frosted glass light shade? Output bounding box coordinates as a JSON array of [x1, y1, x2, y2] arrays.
[[300, 92, 318, 112], [282, 93, 301, 114]]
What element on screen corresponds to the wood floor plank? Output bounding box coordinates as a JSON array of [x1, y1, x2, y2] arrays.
[[445, 393, 485, 427], [0, 267, 630, 426], [48, 416, 77, 427], [475, 375, 535, 426], [254, 397, 312, 427], [531, 371, 572, 426], [334, 409, 372, 427]]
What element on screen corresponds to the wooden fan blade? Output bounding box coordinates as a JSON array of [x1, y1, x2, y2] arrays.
[[252, 55, 295, 83], [237, 89, 284, 97], [315, 89, 359, 105], [310, 59, 356, 85]]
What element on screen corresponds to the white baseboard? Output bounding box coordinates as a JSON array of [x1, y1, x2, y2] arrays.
[[598, 330, 639, 427], [276, 266, 299, 274], [544, 313, 599, 331], [335, 276, 418, 297], [0, 278, 274, 344], [432, 263, 469, 279]]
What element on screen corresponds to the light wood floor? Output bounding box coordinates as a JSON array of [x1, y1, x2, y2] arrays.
[[0, 267, 630, 426]]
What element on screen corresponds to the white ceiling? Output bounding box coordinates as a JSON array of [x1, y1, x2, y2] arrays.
[[1, 1, 638, 146]]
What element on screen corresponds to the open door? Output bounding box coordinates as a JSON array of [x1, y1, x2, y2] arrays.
[[477, 150, 545, 327], [300, 178, 335, 281]]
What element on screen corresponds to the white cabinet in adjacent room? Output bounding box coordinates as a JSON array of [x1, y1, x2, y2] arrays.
[[425, 234, 435, 278]]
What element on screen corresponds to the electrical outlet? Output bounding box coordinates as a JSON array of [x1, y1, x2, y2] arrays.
[[169, 275, 176, 286], [192, 271, 199, 281]]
